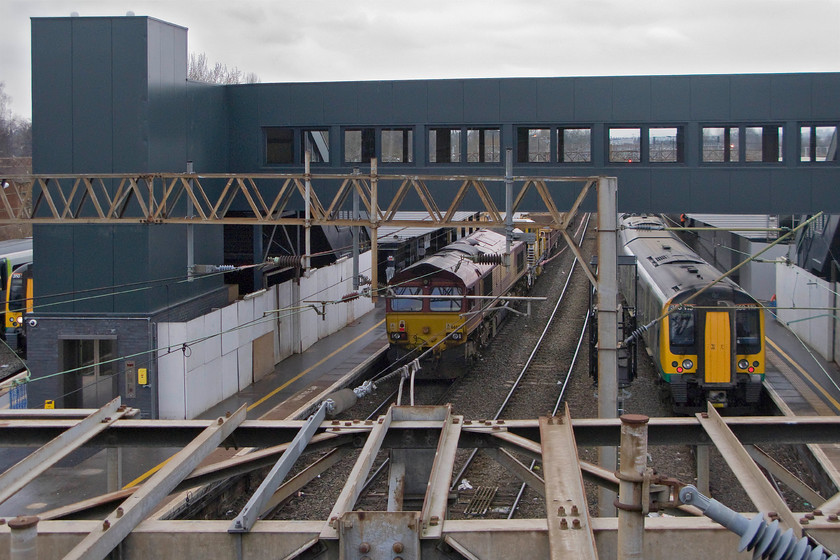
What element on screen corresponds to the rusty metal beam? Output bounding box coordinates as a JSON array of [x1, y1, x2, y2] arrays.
[[6, 172, 597, 227], [697, 405, 802, 537]]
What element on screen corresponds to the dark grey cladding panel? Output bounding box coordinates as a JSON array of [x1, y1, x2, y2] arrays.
[[536, 79, 574, 122], [612, 76, 651, 122], [187, 83, 229, 173], [730, 75, 773, 120], [33, 224, 74, 313], [464, 79, 500, 123], [428, 80, 464, 123], [770, 74, 811, 120], [146, 19, 188, 172], [811, 74, 840, 120], [112, 18, 150, 173], [770, 169, 810, 213], [727, 169, 772, 213], [114, 226, 151, 313], [650, 76, 691, 121], [689, 170, 731, 212], [393, 81, 428, 123], [31, 19, 73, 173], [229, 87, 261, 172], [73, 225, 116, 313], [574, 77, 612, 121], [357, 82, 394, 123], [256, 84, 291, 124], [71, 18, 114, 173], [812, 168, 839, 208], [324, 82, 358, 123], [689, 75, 731, 121], [288, 83, 326, 125], [612, 168, 653, 212], [499, 79, 537, 122]]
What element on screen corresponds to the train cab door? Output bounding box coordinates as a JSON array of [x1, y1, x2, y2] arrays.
[[704, 311, 731, 383]]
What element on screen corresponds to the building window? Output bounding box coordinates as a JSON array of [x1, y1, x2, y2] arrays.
[[381, 128, 413, 163], [649, 127, 684, 163], [265, 128, 294, 164], [429, 128, 461, 163], [517, 128, 551, 163], [344, 128, 375, 163], [702, 127, 739, 162], [558, 128, 591, 163], [301, 130, 329, 163], [800, 125, 837, 162], [609, 128, 641, 163], [745, 126, 782, 162], [467, 128, 500, 162]]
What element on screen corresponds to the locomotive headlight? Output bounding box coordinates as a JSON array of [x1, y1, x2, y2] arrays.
[[738, 359, 749, 370], [15, 317, 23, 325], [681, 359, 694, 370]]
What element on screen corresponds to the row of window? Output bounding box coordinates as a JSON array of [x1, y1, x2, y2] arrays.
[[265, 124, 838, 166]]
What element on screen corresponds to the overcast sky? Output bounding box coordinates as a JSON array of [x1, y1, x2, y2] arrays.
[[2, 0, 840, 120]]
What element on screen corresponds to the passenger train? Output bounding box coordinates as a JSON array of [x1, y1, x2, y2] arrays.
[[385, 219, 561, 378], [618, 215, 765, 413]]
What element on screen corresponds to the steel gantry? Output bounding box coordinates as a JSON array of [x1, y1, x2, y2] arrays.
[[2, 404, 840, 559]]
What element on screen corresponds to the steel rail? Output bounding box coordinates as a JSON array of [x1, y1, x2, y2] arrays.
[[507, 311, 590, 519], [450, 213, 591, 492]]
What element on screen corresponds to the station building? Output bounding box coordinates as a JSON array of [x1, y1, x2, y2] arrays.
[[25, 14, 840, 417]]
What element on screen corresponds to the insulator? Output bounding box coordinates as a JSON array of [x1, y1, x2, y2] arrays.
[[268, 255, 303, 267], [470, 254, 503, 265], [679, 485, 838, 560], [353, 379, 376, 399], [357, 274, 371, 286], [340, 292, 360, 302], [215, 265, 237, 272], [622, 324, 649, 346]]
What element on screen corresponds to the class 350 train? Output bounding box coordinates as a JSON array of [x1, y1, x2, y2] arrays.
[[618, 214, 765, 413]]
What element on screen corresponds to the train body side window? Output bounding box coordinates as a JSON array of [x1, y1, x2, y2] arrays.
[[669, 308, 695, 350], [430, 286, 463, 311], [736, 309, 761, 354], [390, 286, 423, 312]]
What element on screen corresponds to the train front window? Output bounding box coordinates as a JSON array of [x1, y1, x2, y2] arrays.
[[430, 286, 463, 312], [8, 275, 26, 312], [669, 308, 695, 349], [390, 286, 423, 312], [736, 309, 761, 354]]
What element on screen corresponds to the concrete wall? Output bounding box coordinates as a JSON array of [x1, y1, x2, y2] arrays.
[[157, 251, 375, 419], [776, 263, 838, 363]]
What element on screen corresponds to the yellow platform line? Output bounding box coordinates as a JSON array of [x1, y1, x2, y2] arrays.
[[766, 337, 840, 415], [124, 318, 385, 489]]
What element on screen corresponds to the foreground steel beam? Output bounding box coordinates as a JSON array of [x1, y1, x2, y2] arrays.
[[62, 405, 247, 560], [697, 405, 801, 537], [0, 398, 124, 506], [321, 408, 393, 539], [419, 407, 462, 539], [229, 402, 329, 533], [5, 415, 840, 449], [540, 408, 598, 560]]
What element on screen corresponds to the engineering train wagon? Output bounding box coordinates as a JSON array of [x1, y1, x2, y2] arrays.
[[385, 228, 533, 378], [618, 214, 765, 413]]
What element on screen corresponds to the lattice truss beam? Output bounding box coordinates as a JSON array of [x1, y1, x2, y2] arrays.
[[1, 405, 840, 560], [0, 172, 596, 228]]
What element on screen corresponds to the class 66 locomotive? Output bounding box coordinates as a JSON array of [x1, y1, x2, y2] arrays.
[[619, 214, 765, 413], [385, 224, 556, 379]]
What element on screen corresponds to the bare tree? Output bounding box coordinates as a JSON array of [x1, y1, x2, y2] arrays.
[[0, 83, 31, 158], [188, 52, 260, 85]]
